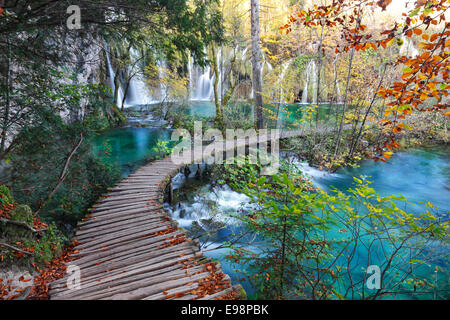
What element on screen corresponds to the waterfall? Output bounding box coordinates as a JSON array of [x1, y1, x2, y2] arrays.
[[188, 55, 194, 99], [241, 47, 248, 60], [333, 55, 343, 104], [400, 35, 419, 57], [301, 60, 317, 104], [157, 60, 168, 101], [301, 61, 311, 104], [311, 61, 318, 104], [277, 61, 291, 128], [336, 80, 343, 104], [191, 65, 215, 101], [125, 48, 157, 106], [105, 45, 124, 108]]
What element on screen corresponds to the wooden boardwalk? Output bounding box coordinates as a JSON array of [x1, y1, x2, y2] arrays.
[[48, 127, 341, 300]]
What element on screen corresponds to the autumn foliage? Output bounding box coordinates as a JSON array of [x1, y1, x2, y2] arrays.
[[281, 0, 449, 161]]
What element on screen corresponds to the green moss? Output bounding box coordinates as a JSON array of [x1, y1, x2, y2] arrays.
[[235, 284, 247, 300], [29, 223, 64, 264], [10, 205, 34, 227], [0, 184, 14, 207], [112, 105, 127, 125]]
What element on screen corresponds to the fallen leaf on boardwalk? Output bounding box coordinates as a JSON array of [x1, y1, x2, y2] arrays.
[[19, 276, 31, 282]]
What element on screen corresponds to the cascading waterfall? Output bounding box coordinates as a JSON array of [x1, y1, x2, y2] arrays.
[[336, 82, 343, 104], [301, 60, 318, 104], [188, 55, 194, 99], [193, 66, 214, 100], [125, 48, 157, 106], [400, 35, 419, 57], [277, 61, 291, 129], [157, 60, 168, 101], [333, 56, 343, 104], [105, 45, 124, 108]]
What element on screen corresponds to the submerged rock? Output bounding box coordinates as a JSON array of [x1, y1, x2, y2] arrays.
[[199, 218, 225, 231]]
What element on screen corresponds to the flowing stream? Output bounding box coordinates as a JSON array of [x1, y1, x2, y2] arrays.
[[92, 102, 449, 299]]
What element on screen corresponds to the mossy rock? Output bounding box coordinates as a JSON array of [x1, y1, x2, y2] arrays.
[[10, 205, 34, 227], [235, 284, 247, 300], [0, 184, 14, 207], [112, 105, 127, 125], [1, 205, 34, 240]]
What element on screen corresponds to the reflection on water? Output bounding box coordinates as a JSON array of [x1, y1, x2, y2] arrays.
[[126, 101, 342, 129], [91, 126, 171, 177]]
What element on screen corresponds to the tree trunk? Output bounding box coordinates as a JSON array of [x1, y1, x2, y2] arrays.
[[35, 134, 84, 217], [122, 78, 131, 111], [211, 45, 224, 133], [250, 0, 264, 129], [314, 24, 324, 129], [1, 36, 11, 153], [113, 69, 120, 108]]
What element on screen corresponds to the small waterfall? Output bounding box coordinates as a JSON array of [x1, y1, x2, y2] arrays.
[[157, 60, 168, 101], [336, 80, 343, 104], [277, 61, 291, 128], [333, 55, 343, 104], [125, 48, 156, 106], [188, 55, 194, 99], [400, 35, 419, 57], [260, 51, 273, 80], [241, 47, 248, 61], [301, 60, 318, 104], [311, 61, 318, 104], [192, 65, 214, 101], [105, 45, 124, 108], [166, 184, 250, 228]]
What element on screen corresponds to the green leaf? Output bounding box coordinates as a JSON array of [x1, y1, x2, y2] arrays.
[[409, 7, 420, 17], [257, 176, 266, 186], [402, 67, 413, 73]]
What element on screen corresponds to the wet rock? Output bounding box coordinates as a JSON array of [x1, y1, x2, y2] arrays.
[[199, 218, 225, 231], [178, 208, 187, 219]]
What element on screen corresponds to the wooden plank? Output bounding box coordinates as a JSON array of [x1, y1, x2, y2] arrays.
[[144, 283, 199, 300], [91, 199, 158, 212], [75, 224, 176, 249], [50, 242, 195, 288], [69, 230, 187, 260], [75, 218, 170, 242], [64, 245, 200, 281], [51, 254, 205, 300], [105, 272, 211, 300], [77, 213, 168, 234]]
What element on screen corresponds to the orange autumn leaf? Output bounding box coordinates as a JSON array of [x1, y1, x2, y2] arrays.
[[420, 93, 428, 101], [393, 126, 402, 133]]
